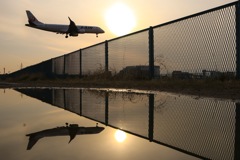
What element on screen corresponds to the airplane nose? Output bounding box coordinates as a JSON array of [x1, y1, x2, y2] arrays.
[[99, 28, 105, 33]]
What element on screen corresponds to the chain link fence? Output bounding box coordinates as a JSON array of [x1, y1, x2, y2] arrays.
[[154, 3, 236, 78], [50, 2, 238, 80], [9, 1, 239, 80]]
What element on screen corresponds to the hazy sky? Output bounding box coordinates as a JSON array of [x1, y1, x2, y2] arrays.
[[0, 0, 236, 73]]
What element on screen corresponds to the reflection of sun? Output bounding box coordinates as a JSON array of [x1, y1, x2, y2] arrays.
[[105, 3, 136, 36], [115, 130, 127, 143]]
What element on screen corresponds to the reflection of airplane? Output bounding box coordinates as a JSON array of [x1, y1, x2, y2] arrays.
[[26, 123, 104, 150], [25, 10, 105, 38]]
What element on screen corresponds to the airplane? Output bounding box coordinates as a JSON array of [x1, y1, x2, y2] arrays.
[[25, 10, 105, 38], [26, 123, 105, 150]]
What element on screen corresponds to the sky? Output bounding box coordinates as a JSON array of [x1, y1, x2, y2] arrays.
[[0, 0, 237, 73]]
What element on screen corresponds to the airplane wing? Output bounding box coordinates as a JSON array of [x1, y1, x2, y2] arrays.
[[67, 17, 79, 36]]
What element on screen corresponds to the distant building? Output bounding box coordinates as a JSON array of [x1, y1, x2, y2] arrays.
[[202, 70, 235, 79], [118, 65, 160, 79], [172, 71, 192, 79]]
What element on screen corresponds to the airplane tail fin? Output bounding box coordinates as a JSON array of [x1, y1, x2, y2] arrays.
[[26, 10, 43, 26], [26, 134, 41, 150]]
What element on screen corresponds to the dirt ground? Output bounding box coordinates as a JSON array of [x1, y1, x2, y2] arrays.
[[1, 80, 240, 101]]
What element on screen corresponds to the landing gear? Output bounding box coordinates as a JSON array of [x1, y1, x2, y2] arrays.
[[96, 33, 98, 38], [65, 34, 68, 38]]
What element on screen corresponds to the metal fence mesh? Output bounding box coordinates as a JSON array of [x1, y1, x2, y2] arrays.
[[108, 31, 149, 74], [81, 90, 106, 123], [154, 5, 236, 77], [108, 92, 149, 137], [153, 93, 235, 160], [52, 89, 65, 108], [81, 43, 105, 76], [52, 56, 64, 75], [65, 51, 80, 75], [64, 89, 81, 114]]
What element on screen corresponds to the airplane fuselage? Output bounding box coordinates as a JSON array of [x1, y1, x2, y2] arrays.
[[26, 24, 104, 35], [26, 125, 105, 150]]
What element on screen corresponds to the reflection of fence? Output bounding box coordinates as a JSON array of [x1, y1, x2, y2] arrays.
[[16, 88, 239, 160], [9, 1, 240, 79]]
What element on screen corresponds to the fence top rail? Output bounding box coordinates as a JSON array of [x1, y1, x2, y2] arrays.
[[152, 1, 238, 29], [52, 55, 65, 60], [66, 50, 80, 56], [51, 49, 80, 60], [107, 28, 149, 43]]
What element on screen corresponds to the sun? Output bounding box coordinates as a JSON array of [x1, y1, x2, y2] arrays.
[[114, 130, 127, 143], [105, 3, 136, 36]]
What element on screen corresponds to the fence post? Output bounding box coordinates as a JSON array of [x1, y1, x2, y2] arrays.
[[235, 102, 240, 160], [51, 58, 54, 75], [148, 94, 154, 141], [236, 2, 240, 79], [63, 55, 66, 75], [105, 40, 109, 72], [79, 49, 82, 78], [80, 89, 82, 116], [105, 92, 109, 125], [149, 26, 154, 79]]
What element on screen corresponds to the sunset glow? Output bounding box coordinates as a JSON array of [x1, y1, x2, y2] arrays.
[[115, 130, 127, 143], [105, 3, 136, 36]]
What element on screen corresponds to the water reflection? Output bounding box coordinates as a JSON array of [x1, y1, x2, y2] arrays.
[[15, 88, 240, 160], [26, 123, 104, 150], [114, 130, 127, 143]]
